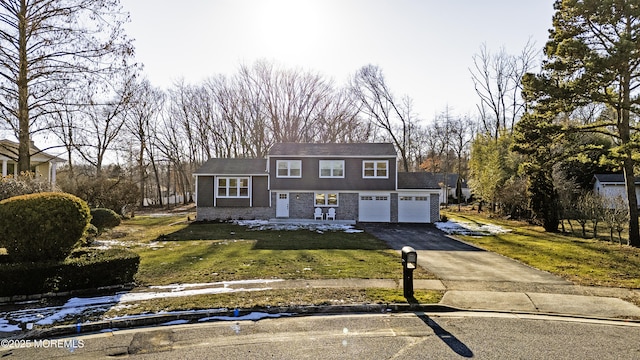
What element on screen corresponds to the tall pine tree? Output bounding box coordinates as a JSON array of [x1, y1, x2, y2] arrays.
[[524, 0, 640, 247]]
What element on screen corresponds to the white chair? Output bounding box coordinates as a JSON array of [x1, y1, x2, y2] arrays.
[[314, 207, 324, 220], [326, 208, 336, 221]]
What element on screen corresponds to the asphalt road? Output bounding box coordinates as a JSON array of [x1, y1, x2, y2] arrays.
[[4, 313, 639, 359], [363, 223, 571, 284]]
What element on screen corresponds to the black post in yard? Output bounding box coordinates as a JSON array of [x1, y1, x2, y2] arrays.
[[401, 246, 417, 300]]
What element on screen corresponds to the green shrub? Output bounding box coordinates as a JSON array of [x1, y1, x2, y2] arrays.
[[55, 248, 140, 291], [90, 208, 122, 233], [0, 248, 140, 297], [0, 192, 91, 262]]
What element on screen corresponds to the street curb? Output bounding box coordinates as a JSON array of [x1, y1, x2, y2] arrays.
[[11, 303, 455, 340], [10, 303, 640, 341]]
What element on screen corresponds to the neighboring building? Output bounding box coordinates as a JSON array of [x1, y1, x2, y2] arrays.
[[0, 139, 64, 185], [592, 173, 640, 208], [194, 143, 441, 223], [421, 172, 470, 204]]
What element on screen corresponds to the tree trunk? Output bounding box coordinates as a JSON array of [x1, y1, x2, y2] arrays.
[[623, 159, 639, 246], [17, 0, 30, 172], [621, 67, 640, 247]]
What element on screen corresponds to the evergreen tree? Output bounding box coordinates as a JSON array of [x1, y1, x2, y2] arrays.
[[523, 0, 640, 247]]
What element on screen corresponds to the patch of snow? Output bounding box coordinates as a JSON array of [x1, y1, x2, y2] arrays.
[[0, 279, 286, 331], [150, 279, 284, 292], [198, 311, 294, 322], [0, 318, 21, 333], [234, 220, 362, 233], [160, 319, 190, 326], [436, 220, 510, 236], [91, 239, 164, 250]]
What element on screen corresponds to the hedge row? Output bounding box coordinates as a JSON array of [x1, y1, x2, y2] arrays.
[[0, 248, 140, 297]]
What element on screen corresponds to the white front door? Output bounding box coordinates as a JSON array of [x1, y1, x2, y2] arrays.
[[276, 192, 289, 217]]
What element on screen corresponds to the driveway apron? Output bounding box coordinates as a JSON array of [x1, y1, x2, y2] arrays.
[[363, 224, 570, 284]]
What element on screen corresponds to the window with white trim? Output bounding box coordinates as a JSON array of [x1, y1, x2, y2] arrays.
[[362, 160, 388, 178], [217, 177, 249, 198], [276, 160, 302, 178], [315, 192, 338, 206], [319, 160, 344, 178]]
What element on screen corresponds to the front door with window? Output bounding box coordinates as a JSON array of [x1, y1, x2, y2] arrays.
[[276, 192, 289, 217]]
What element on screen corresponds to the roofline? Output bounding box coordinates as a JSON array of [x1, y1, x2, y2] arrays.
[[194, 173, 268, 177], [266, 155, 398, 159]]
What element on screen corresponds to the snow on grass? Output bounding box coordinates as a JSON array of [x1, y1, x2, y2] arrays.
[[0, 318, 21, 332], [198, 311, 294, 323], [234, 220, 363, 233], [0, 279, 285, 332], [436, 219, 510, 236]]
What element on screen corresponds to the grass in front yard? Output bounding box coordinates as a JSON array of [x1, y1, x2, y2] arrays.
[[99, 217, 435, 286], [443, 210, 640, 289], [102, 288, 444, 319]]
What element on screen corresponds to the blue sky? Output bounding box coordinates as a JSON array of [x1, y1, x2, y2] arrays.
[[123, 0, 556, 122]]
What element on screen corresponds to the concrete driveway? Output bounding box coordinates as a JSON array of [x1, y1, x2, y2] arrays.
[[363, 223, 570, 284]]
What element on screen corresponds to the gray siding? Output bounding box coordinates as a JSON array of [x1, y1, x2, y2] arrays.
[[252, 176, 269, 207], [197, 176, 214, 207], [269, 157, 396, 191]]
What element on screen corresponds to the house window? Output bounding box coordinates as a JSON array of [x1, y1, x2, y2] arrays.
[[315, 192, 338, 206], [277, 160, 302, 178], [363, 160, 388, 178], [217, 177, 249, 198], [319, 160, 344, 178], [400, 196, 412, 201], [415, 196, 428, 201]]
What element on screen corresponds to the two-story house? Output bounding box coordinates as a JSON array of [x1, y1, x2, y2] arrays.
[[194, 143, 440, 223]]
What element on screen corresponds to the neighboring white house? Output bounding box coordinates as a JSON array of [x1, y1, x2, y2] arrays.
[[420, 172, 470, 204], [592, 173, 640, 208], [0, 139, 64, 186]]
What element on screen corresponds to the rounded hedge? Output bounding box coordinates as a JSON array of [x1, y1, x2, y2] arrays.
[[90, 208, 121, 233], [0, 192, 91, 262]]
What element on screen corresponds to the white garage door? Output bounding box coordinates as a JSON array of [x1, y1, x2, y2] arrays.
[[359, 194, 390, 222], [398, 195, 430, 223]]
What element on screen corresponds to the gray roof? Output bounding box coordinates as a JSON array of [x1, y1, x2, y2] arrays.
[[593, 173, 640, 184], [194, 158, 267, 175], [397, 172, 441, 189], [268, 143, 397, 157], [398, 172, 467, 189]]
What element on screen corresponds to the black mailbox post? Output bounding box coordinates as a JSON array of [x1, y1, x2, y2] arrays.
[[401, 246, 417, 299]]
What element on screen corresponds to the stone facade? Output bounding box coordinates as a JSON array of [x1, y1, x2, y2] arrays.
[[390, 193, 399, 223], [197, 206, 275, 221], [285, 192, 359, 221], [430, 193, 440, 222]]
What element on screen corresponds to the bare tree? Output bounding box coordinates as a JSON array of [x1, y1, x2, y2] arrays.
[[351, 64, 419, 171], [470, 41, 538, 139], [124, 79, 165, 208], [0, 0, 135, 171], [73, 76, 135, 177]]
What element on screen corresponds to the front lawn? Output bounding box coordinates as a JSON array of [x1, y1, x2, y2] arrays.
[[442, 209, 640, 289], [98, 215, 435, 286]]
